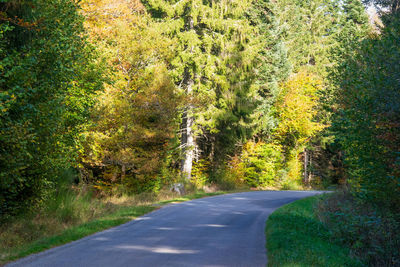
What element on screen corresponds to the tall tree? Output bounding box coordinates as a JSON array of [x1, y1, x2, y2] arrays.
[[143, 0, 255, 179], [331, 2, 400, 210], [246, 0, 290, 138], [0, 0, 102, 216], [273, 0, 342, 76], [208, 0, 291, 164], [80, 0, 181, 193]]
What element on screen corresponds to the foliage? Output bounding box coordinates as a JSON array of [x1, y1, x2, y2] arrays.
[[207, 0, 291, 164], [0, 0, 102, 217], [273, 71, 326, 183], [273, 0, 342, 76], [240, 142, 283, 187], [271, 0, 371, 189], [143, 0, 265, 179], [80, 0, 181, 194], [317, 191, 400, 266], [210, 157, 247, 190], [275, 71, 325, 149], [191, 159, 210, 188], [330, 10, 400, 210]]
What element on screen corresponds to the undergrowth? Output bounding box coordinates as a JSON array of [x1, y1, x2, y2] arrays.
[[317, 191, 400, 267]]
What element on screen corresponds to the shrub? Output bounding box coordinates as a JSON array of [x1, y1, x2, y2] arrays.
[[241, 141, 283, 187], [317, 191, 400, 266], [191, 159, 210, 189]]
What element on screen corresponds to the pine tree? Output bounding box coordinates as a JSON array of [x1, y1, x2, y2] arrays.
[[273, 0, 342, 76], [143, 0, 255, 179], [246, 0, 290, 137], [195, 0, 291, 167]]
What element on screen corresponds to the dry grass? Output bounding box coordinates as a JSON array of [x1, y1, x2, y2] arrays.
[[0, 187, 227, 265]]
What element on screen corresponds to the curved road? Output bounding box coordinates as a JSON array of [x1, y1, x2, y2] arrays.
[[7, 191, 322, 267]]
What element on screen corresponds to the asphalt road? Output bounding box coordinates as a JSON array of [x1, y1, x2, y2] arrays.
[[7, 190, 323, 267]]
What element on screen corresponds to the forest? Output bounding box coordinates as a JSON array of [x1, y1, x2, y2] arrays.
[[0, 0, 399, 265]]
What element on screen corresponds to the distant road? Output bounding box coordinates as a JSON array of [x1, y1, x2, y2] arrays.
[[7, 191, 323, 267]]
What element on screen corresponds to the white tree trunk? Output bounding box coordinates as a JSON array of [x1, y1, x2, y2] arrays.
[[181, 16, 195, 181], [181, 78, 194, 180]]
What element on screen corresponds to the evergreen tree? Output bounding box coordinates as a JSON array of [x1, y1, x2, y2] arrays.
[[273, 0, 342, 76], [143, 0, 255, 179], [246, 0, 290, 137], [209, 0, 291, 162]]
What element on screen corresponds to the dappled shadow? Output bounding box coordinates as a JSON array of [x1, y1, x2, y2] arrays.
[[8, 192, 324, 267]]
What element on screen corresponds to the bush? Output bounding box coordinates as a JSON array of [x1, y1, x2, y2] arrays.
[[317, 191, 400, 266], [241, 141, 283, 187], [191, 159, 210, 189]]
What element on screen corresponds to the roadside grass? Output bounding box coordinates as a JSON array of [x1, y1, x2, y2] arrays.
[[0, 189, 229, 265], [265, 195, 365, 267]]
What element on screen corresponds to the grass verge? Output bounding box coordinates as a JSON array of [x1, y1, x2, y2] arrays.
[[265, 195, 364, 267], [0, 190, 227, 265]]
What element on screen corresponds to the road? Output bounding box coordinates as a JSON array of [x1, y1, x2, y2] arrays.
[[7, 191, 322, 267]]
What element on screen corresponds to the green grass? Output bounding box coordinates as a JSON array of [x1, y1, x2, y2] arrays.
[[265, 195, 365, 267], [0, 190, 228, 265]]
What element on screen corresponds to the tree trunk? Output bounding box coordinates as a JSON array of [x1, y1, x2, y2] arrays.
[[181, 81, 194, 180], [303, 149, 308, 185], [181, 16, 195, 181], [121, 164, 126, 181], [308, 151, 312, 184]]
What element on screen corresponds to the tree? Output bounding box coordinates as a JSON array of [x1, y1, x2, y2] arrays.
[[207, 0, 291, 178], [246, 0, 290, 138], [273, 0, 342, 76], [0, 0, 102, 216], [143, 0, 256, 179], [274, 71, 325, 185], [331, 10, 400, 210], [80, 0, 181, 193]]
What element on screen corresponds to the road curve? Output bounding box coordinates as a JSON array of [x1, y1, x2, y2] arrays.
[[7, 191, 323, 267]]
